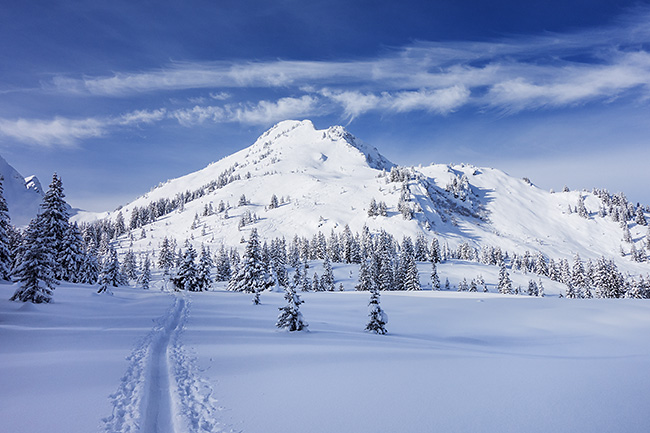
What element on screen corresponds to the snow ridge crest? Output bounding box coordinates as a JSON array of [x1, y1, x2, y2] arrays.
[[256, 119, 394, 171]]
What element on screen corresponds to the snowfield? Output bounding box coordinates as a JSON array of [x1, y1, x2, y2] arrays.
[[4, 119, 650, 432], [2, 264, 650, 433]]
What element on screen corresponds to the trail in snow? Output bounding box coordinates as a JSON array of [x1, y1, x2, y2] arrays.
[[140, 297, 182, 433], [102, 294, 226, 433]]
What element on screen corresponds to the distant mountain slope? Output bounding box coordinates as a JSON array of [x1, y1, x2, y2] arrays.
[[0, 155, 43, 226], [74, 120, 650, 276]]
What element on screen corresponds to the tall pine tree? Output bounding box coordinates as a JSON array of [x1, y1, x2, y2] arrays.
[[227, 228, 272, 295], [10, 217, 58, 303], [173, 245, 199, 291], [139, 255, 152, 290], [97, 245, 124, 294], [39, 173, 71, 280], [196, 245, 214, 291], [0, 176, 11, 280]]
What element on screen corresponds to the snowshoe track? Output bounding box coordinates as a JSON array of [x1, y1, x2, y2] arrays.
[[102, 294, 225, 433]]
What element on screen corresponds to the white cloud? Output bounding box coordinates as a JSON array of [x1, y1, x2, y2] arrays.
[[389, 86, 470, 113], [169, 95, 322, 126], [0, 117, 107, 146], [230, 95, 321, 125], [169, 105, 226, 126], [209, 91, 231, 100], [321, 86, 470, 119], [118, 109, 167, 125], [0, 108, 167, 147], [487, 51, 650, 111], [17, 5, 650, 139], [320, 89, 381, 119]]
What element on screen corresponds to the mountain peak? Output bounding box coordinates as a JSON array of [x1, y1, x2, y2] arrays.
[[251, 119, 394, 171]]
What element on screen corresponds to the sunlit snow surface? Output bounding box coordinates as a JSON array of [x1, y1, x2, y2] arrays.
[[2, 262, 650, 433]]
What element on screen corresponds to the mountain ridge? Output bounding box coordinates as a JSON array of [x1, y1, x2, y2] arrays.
[[71, 120, 649, 277]]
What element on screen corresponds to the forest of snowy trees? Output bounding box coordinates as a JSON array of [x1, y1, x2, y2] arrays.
[[4, 171, 650, 312]]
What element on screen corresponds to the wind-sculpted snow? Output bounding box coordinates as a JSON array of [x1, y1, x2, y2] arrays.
[[102, 294, 225, 433]]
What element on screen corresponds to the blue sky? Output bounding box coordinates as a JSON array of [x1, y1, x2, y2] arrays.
[[1, 0, 650, 211]]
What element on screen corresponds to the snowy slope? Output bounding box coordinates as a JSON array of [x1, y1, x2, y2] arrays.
[[74, 120, 650, 276], [2, 280, 650, 433], [0, 154, 43, 226]]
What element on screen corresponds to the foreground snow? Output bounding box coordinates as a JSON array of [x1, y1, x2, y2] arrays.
[[1, 277, 650, 433]]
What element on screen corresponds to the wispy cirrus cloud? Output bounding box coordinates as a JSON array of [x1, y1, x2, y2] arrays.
[[0, 117, 107, 147], [6, 5, 650, 148], [321, 86, 470, 119], [0, 97, 322, 146], [0, 108, 166, 146], [44, 6, 650, 118]]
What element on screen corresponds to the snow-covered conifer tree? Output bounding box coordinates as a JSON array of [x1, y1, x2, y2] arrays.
[[276, 283, 308, 331], [430, 238, 441, 263], [593, 257, 623, 298], [534, 252, 548, 277], [537, 279, 545, 297], [292, 263, 302, 289], [114, 211, 126, 238], [121, 250, 138, 282], [139, 255, 151, 290], [158, 237, 175, 275], [59, 223, 86, 283], [311, 272, 321, 292], [560, 258, 571, 284], [39, 173, 71, 280], [565, 281, 576, 299], [300, 262, 310, 291], [0, 176, 12, 280], [635, 206, 647, 226], [321, 255, 335, 291], [356, 256, 374, 291], [173, 245, 199, 291], [365, 286, 388, 335], [196, 245, 214, 291], [378, 201, 388, 217], [403, 256, 421, 291], [577, 195, 588, 218], [414, 233, 429, 261], [571, 254, 588, 298], [10, 217, 57, 303], [527, 280, 538, 296], [498, 262, 512, 295], [269, 194, 279, 210], [79, 241, 100, 284], [431, 261, 440, 290], [623, 225, 633, 243], [367, 198, 378, 217], [215, 245, 232, 281], [97, 245, 124, 294], [227, 228, 272, 294]]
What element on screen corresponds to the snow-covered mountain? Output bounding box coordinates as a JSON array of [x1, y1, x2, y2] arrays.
[[76, 119, 650, 275], [0, 155, 43, 226]]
